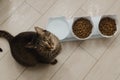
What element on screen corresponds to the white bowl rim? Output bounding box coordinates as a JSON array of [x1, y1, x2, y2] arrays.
[[98, 15, 118, 38], [71, 16, 94, 40], [46, 16, 70, 40]]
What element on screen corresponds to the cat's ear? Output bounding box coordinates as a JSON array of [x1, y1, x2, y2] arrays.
[[35, 27, 45, 36], [25, 42, 37, 49]]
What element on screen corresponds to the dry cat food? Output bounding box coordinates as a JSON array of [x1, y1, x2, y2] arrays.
[[99, 17, 116, 36], [72, 18, 93, 38]]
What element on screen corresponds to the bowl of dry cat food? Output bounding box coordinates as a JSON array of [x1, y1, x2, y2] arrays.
[[98, 15, 117, 38], [72, 17, 93, 40]]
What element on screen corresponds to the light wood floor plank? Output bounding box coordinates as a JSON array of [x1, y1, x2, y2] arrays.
[[31, 0, 87, 28], [0, 2, 41, 36], [0, 51, 25, 80], [50, 47, 96, 80], [26, 0, 57, 14], [106, 0, 120, 15], [82, 0, 117, 15], [0, 0, 24, 24], [80, 34, 120, 80]]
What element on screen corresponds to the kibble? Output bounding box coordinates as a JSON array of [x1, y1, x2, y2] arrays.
[[72, 18, 93, 38], [99, 17, 116, 36]]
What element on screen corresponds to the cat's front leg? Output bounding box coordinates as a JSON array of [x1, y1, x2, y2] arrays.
[[50, 59, 57, 65]]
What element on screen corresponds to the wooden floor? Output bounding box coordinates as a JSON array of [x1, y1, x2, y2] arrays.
[[0, 0, 120, 80]]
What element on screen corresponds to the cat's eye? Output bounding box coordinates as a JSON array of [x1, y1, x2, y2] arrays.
[[44, 30, 47, 32], [48, 41, 51, 44], [36, 41, 40, 45], [37, 42, 39, 44], [43, 37, 46, 41]]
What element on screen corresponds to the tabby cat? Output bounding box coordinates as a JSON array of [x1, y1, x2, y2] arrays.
[[0, 27, 62, 67]]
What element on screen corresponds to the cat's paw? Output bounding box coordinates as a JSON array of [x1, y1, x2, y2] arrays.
[[50, 59, 57, 65]]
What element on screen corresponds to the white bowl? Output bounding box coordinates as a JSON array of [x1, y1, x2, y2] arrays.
[[46, 17, 70, 40], [98, 15, 118, 38], [71, 16, 94, 40]]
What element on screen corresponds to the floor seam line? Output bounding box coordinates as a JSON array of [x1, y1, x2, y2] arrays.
[[49, 46, 79, 80], [16, 67, 27, 80], [26, 0, 58, 30], [0, 0, 25, 25], [81, 33, 120, 80], [79, 46, 97, 60]]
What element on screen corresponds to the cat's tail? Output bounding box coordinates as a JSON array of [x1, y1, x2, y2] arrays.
[[0, 30, 14, 42], [0, 30, 14, 52]]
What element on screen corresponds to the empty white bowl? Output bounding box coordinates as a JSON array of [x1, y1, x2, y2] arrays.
[[46, 17, 70, 40]]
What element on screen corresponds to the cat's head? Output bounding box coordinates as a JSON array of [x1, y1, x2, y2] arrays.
[[25, 27, 59, 52]]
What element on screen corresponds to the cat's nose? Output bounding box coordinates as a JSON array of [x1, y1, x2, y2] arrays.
[[47, 45, 54, 51], [49, 46, 54, 51], [47, 45, 52, 50], [51, 45, 55, 49], [51, 46, 54, 49]]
